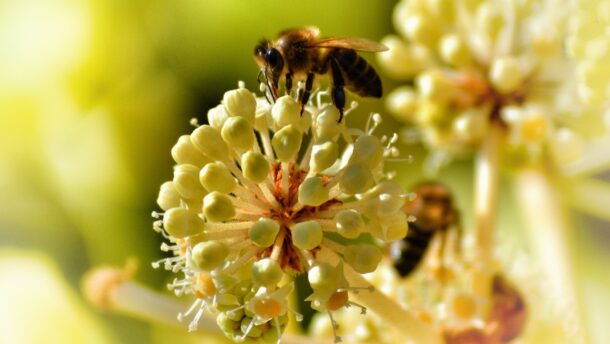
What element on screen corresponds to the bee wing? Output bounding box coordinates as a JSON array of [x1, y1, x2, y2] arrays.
[[308, 37, 388, 52]]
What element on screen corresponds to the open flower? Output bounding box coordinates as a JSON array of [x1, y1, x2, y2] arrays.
[[379, 0, 608, 169], [152, 81, 406, 342]]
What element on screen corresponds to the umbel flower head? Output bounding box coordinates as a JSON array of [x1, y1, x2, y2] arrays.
[[152, 81, 405, 342], [379, 0, 608, 169]]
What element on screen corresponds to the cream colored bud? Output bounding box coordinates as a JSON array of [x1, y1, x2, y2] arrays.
[[157, 181, 181, 211], [417, 69, 455, 103], [199, 162, 236, 194], [272, 95, 301, 128], [203, 192, 235, 222], [171, 135, 210, 167], [351, 135, 384, 168], [173, 164, 206, 200], [377, 36, 431, 78], [489, 57, 524, 94], [386, 86, 418, 122], [221, 116, 255, 150], [163, 207, 205, 238], [272, 125, 302, 162], [207, 104, 229, 130], [477, 3, 504, 39], [439, 34, 470, 67], [344, 244, 382, 274], [223, 88, 256, 124], [241, 151, 270, 183], [191, 125, 229, 161], [314, 106, 343, 140], [403, 14, 440, 47], [340, 162, 374, 195], [310, 141, 339, 173], [298, 177, 329, 206], [191, 241, 228, 271]]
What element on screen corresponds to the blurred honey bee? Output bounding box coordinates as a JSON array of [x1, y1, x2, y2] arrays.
[[392, 182, 462, 278], [254, 26, 387, 122]]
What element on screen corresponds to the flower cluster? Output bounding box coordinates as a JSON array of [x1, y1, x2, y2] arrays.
[[378, 0, 607, 168], [152, 82, 406, 342]]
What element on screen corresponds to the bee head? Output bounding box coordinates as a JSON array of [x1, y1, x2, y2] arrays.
[[254, 40, 284, 72]]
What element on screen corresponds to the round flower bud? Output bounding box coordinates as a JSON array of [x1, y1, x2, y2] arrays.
[[381, 212, 408, 241], [171, 135, 210, 167], [386, 86, 418, 122], [417, 69, 455, 104], [254, 100, 272, 132], [343, 244, 382, 274], [416, 101, 447, 126], [477, 3, 505, 39], [221, 116, 255, 150], [377, 36, 431, 78], [439, 34, 471, 67], [223, 88, 256, 124], [173, 164, 206, 200], [377, 192, 405, 217], [292, 221, 323, 250], [403, 14, 440, 48], [249, 218, 280, 248], [452, 109, 488, 143], [310, 141, 339, 173], [241, 151, 270, 183], [199, 162, 236, 194], [191, 241, 228, 271], [340, 162, 374, 195], [314, 106, 342, 140], [272, 95, 300, 128], [298, 177, 329, 206], [191, 125, 229, 161], [240, 318, 262, 338], [217, 312, 239, 334], [251, 258, 283, 286], [308, 262, 338, 290], [272, 125, 302, 162], [203, 192, 235, 222], [550, 128, 584, 165], [157, 181, 181, 211], [334, 209, 363, 239], [489, 57, 524, 94], [452, 293, 477, 319], [207, 104, 229, 130], [163, 207, 205, 238], [351, 135, 384, 168]]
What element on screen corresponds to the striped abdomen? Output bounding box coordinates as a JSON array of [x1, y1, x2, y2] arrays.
[[330, 49, 382, 98], [391, 223, 434, 277]]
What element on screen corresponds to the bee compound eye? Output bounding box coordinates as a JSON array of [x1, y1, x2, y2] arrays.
[[266, 48, 281, 68]]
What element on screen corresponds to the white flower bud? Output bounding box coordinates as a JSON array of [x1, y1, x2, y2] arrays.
[[163, 207, 205, 238], [272, 95, 300, 128], [298, 177, 329, 206], [477, 3, 504, 40], [191, 125, 229, 161], [241, 151, 270, 183], [377, 36, 431, 78], [223, 88, 256, 124], [157, 181, 181, 211], [351, 135, 384, 168], [344, 244, 382, 274], [207, 104, 229, 130], [310, 141, 339, 173], [380, 212, 408, 241], [191, 241, 228, 271], [173, 164, 206, 200], [417, 70, 455, 103], [221, 116, 255, 150], [403, 14, 440, 47], [334, 210, 363, 239], [203, 192, 235, 222], [439, 34, 471, 67], [249, 218, 280, 248], [292, 221, 323, 250], [489, 57, 524, 94], [314, 106, 343, 140], [171, 135, 210, 167], [272, 125, 302, 162], [199, 162, 236, 194], [386, 86, 419, 122], [251, 258, 283, 286], [377, 192, 405, 217], [308, 262, 338, 290], [452, 108, 488, 143], [340, 162, 374, 195]]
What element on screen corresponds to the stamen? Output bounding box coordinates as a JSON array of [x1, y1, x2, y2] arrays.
[[224, 246, 259, 274], [328, 311, 342, 343]]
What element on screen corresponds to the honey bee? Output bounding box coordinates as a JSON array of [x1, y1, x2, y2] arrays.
[[254, 26, 388, 122], [392, 182, 461, 278]]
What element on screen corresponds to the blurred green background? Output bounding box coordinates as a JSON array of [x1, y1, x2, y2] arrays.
[[0, 0, 609, 343]]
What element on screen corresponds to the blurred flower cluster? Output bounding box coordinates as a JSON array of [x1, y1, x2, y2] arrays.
[[378, 0, 609, 169]]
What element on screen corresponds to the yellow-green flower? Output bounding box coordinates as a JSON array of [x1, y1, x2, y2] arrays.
[[153, 82, 406, 342]]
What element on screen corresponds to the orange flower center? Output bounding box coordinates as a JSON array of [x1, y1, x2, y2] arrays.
[[254, 298, 282, 318]]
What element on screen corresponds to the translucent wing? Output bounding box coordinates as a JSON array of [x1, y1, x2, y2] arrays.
[[308, 37, 388, 52]]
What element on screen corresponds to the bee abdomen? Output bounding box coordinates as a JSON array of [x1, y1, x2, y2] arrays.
[[331, 49, 382, 98], [392, 224, 434, 277]]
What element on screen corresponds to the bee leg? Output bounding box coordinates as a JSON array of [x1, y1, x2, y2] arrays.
[[285, 73, 293, 96], [330, 58, 346, 122], [298, 73, 315, 116]]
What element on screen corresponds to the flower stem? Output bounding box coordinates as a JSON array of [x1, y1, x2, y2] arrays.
[[320, 248, 442, 343], [514, 168, 588, 343]]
